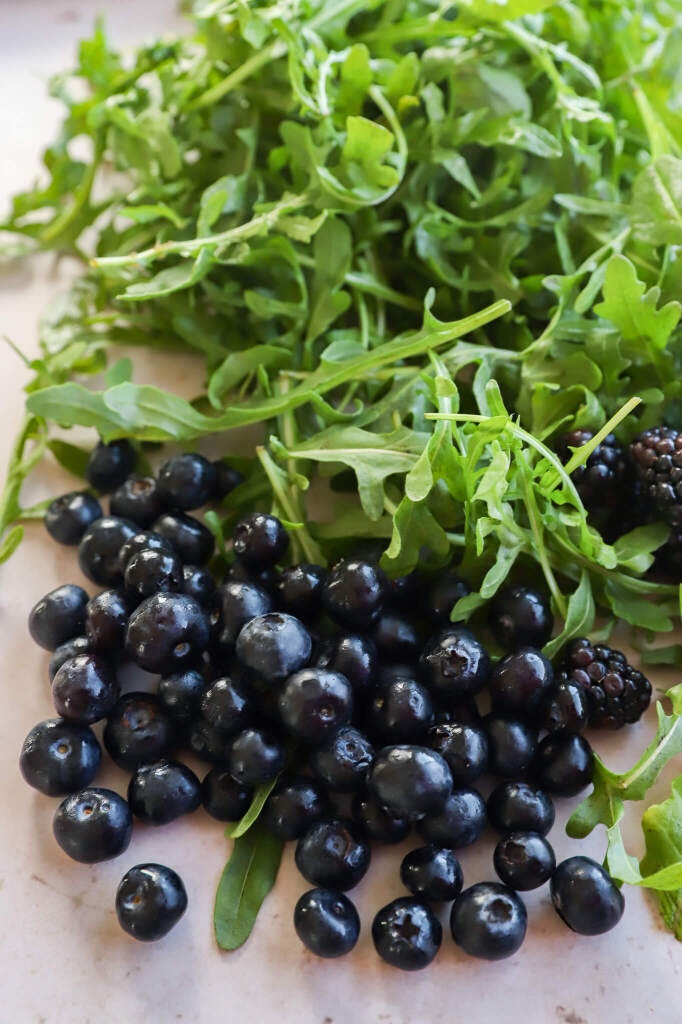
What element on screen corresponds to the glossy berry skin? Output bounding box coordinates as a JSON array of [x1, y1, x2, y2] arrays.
[[200, 677, 254, 737], [310, 726, 374, 792], [209, 582, 274, 655], [420, 628, 490, 700], [228, 728, 284, 786], [201, 768, 252, 821], [551, 857, 625, 935], [236, 613, 312, 682], [352, 792, 410, 844], [124, 548, 183, 602], [294, 888, 360, 958], [488, 648, 554, 719], [110, 475, 163, 528], [126, 593, 209, 674], [117, 530, 174, 573], [401, 846, 463, 903], [315, 633, 376, 698], [535, 733, 594, 796], [494, 832, 556, 891], [153, 512, 214, 565], [384, 572, 420, 608], [19, 718, 101, 795], [85, 589, 130, 654], [157, 453, 216, 511], [489, 585, 553, 651], [484, 715, 537, 779], [322, 559, 386, 629], [104, 693, 176, 770], [48, 636, 91, 683], [556, 637, 652, 730], [368, 746, 452, 821], [213, 460, 244, 499], [45, 491, 102, 545], [233, 513, 289, 568], [224, 560, 279, 593], [451, 883, 527, 961], [128, 759, 201, 825], [181, 565, 216, 607], [372, 898, 442, 971], [262, 776, 327, 840], [278, 669, 353, 745], [116, 864, 187, 942], [78, 516, 137, 585], [277, 564, 327, 619], [52, 654, 119, 725], [371, 613, 421, 662], [541, 681, 590, 734], [187, 718, 229, 764], [368, 673, 434, 743], [425, 572, 471, 624], [295, 818, 370, 891], [86, 440, 136, 493], [53, 787, 132, 863], [434, 700, 481, 726], [158, 670, 207, 725], [428, 722, 488, 785], [487, 781, 555, 836], [417, 788, 487, 849], [29, 584, 89, 651]]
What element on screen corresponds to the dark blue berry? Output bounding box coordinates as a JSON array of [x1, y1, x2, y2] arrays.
[[126, 593, 209, 674], [117, 530, 174, 573], [157, 453, 216, 511], [86, 440, 136, 493], [236, 612, 312, 682], [127, 759, 201, 825], [535, 732, 593, 796], [233, 513, 289, 568], [489, 585, 553, 651], [52, 654, 119, 725], [372, 898, 442, 970], [487, 781, 555, 836], [425, 572, 471, 624], [209, 581, 274, 655], [295, 818, 370, 891], [371, 612, 421, 662], [294, 888, 360, 958], [85, 589, 130, 654], [20, 718, 101, 795], [322, 559, 386, 629], [110, 475, 163, 528], [310, 726, 374, 792], [417, 788, 487, 848], [53, 787, 132, 863], [124, 547, 183, 602], [104, 693, 175, 770], [181, 564, 216, 606], [277, 564, 327, 619], [368, 745, 452, 821], [48, 636, 91, 682], [451, 882, 527, 960], [29, 584, 89, 650], [420, 628, 490, 700], [45, 491, 102, 545], [551, 857, 624, 935], [116, 864, 187, 941], [315, 633, 376, 698], [262, 776, 327, 840], [278, 668, 353, 745], [352, 791, 410, 844], [213, 460, 244, 499], [400, 846, 463, 902], [158, 670, 207, 725], [153, 512, 214, 565], [228, 728, 284, 786], [187, 717, 229, 764], [428, 721, 488, 784], [78, 516, 137, 585], [201, 768, 252, 821], [494, 831, 556, 890], [541, 680, 590, 734], [367, 671, 433, 743], [489, 648, 554, 719], [484, 715, 537, 778], [200, 676, 254, 736]]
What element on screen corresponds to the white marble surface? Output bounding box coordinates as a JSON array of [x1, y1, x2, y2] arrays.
[[0, 3, 680, 1022]]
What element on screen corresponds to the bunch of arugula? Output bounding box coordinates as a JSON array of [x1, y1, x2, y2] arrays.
[[2, 0, 682, 943]]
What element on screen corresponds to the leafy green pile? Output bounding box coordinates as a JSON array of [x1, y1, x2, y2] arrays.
[[3, 0, 682, 941]]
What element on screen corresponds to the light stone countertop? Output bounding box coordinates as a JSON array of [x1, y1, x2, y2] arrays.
[[0, 3, 680, 1022]]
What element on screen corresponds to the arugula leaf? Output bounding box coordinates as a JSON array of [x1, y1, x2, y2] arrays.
[[47, 440, 90, 479], [224, 778, 279, 840], [594, 256, 681, 356], [641, 778, 682, 938], [631, 156, 682, 247], [214, 823, 283, 951]]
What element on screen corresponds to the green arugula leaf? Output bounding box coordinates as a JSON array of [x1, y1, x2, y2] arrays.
[[594, 255, 681, 354], [631, 156, 682, 247], [641, 778, 682, 938], [224, 778, 279, 840], [46, 440, 91, 479], [214, 823, 283, 951]]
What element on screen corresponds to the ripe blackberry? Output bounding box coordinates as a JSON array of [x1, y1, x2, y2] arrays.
[[653, 525, 682, 579], [629, 426, 682, 527], [556, 638, 651, 730], [558, 429, 627, 514]]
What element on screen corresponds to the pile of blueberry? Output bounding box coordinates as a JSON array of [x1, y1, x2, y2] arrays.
[[20, 441, 637, 959]]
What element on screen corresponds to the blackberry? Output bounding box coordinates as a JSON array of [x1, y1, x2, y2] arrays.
[[558, 429, 627, 514], [556, 638, 651, 730], [629, 426, 682, 527]]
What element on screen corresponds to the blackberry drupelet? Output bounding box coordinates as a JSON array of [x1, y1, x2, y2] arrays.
[[559, 429, 628, 514], [629, 426, 682, 526], [556, 638, 652, 729]]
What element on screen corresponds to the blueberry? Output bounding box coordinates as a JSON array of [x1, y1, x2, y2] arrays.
[[315, 633, 376, 698], [551, 857, 624, 935], [370, 612, 421, 662], [384, 571, 420, 608], [494, 831, 556, 890], [352, 791, 410, 844], [52, 654, 119, 725], [451, 882, 527, 960], [117, 530, 174, 573], [262, 776, 327, 840], [294, 888, 360, 958], [417, 788, 487, 848], [116, 864, 187, 941], [295, 818, 370, 891], [224, 560, 280, 592], [29, 584, 89, 650], [213, 460, 244, 499], [126, 593, 209, 674], [484, 715, 537, 778], [310, 726, 374, 792], [128, 759, 201, 825], [488, 648, 554, 719], [181, 564, 216, 606], [322, 559, 386, 629], [277, 564, 327, 619], [104, 693, 176, 770], [278, 668, 353, 745], [78, 516, 137, 585], [187, 717, 229, 764], [420, 628, 490, 700], [209, 581, 274, 655], [124, 548, 183, 601], [110, 474, 164, 528], [19, 718, 101, 795], [487, 781, 555, 836], [85, 589, 130, 654], [428, 722, 488, 784], [45, 491, 102, 545], [434, 700, 481, 726], [401, 846, 463, 903], [367, 672, 433, 743], [233, 512, 289, 568], [540, 681, 590, 734], [153, 512, 214, 565], [368, 746, 452, 821], [236, 612, 312, 682], [228, 728, 284, 786], [53, 787, 132, 863], [200, 676, 254, 736], [48, 636, 91, 682], [157, 453, 216, 511], [489, 585, 553, 651], [158, 670, 207, 724], [86, 440, 136, 493], [425, 572, 471, 624], [535, 733, 594, 796], [201, 768, 252, 821], [372, 898, 442, 971]]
